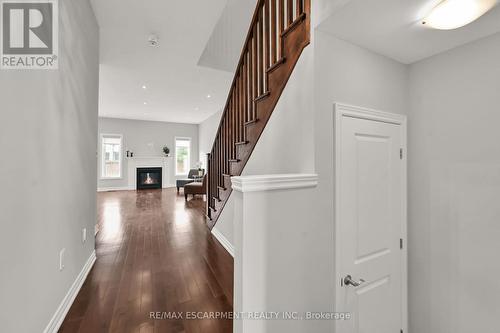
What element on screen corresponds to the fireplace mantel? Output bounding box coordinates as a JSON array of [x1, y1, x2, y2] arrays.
[[127, 156, 173, 190]]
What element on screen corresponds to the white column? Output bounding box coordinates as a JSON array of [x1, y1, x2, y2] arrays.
[[231, 174, 319, 333]]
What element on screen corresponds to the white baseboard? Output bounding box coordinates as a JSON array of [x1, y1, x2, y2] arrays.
[[97, 186, 130, 192], [211, 228, 235, 257], [98, 184, 176, 192], [43, 250, 96, 333]]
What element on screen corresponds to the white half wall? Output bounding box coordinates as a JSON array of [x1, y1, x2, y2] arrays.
[[232, 174, 319, 333], [408, 32, 500, 333], [97, 117, 199, 190], [0, 1, 99, 332]]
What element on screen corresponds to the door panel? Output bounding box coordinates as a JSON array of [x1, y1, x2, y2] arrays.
[[336, 114, 404, 333]]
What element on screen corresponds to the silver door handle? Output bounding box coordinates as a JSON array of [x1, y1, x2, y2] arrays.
[[343, 275, 365, 287]]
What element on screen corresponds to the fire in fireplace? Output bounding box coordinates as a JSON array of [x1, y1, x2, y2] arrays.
[[136, 167, 162, 190]]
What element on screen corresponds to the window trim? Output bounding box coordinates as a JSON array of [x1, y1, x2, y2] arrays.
[[175, 136, 191, 176], [100, 133, 123, 180]]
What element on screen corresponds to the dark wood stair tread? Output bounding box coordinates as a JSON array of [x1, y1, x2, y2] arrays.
[[267, 57, 286, 73], [244, 119, 259, 126], [255, 91, 270, 102], [281, 13, 306, 38]]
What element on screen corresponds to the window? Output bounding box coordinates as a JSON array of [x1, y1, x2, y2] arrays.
[[175, 137, 191, 175], [101, 134, 122, 179]]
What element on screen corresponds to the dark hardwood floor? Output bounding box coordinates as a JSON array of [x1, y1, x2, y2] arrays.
[[59, 189, 233, 333]]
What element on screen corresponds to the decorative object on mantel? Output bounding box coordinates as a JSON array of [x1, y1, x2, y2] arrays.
[[162, 146, 170, 157], [130, 152, 134, 158], [126, 150, 130, 158]]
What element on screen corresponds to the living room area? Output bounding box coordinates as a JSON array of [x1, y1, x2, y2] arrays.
[[97, 116, 206, 196]]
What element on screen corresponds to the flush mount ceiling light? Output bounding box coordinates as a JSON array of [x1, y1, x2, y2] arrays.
[[422, 0, 497, 30]]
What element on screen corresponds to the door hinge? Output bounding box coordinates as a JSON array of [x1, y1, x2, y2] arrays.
[[400, 238, 403, 249], [400, 148, 403, 160]]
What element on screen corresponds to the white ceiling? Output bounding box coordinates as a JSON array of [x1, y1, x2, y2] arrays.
[[318, 0, 500, 64], [90, 0, 241, 124]]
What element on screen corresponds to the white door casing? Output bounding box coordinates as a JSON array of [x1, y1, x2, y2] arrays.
[[334, 103, 407, 333]]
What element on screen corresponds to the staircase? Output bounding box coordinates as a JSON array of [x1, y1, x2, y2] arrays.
[[206, 0, 311, 228]]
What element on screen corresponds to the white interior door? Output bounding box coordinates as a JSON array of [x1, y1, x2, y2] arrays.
[[334, 104, 407, 333]]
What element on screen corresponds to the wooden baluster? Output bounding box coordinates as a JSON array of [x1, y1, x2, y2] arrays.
[[234, 79, 238, 145], [214, 140, 217, 193], [223, 105, 229, 167], [258, 7, 264, 96], [235, 74, 243, 141], [228, 93, 232, 162], [235, 82, 239, 143], [278, 0, 285, 58], [235, 82, 238, 149], [243, 56, 248, 126], [271, 0, 277, 64], [296, 0, 302, 16], [221, 121, 224, 183], [239, 67, 244, 142], [211, 154, 214, 206], [225, 114, 228, 174], [264, 0, 270, 92], [218, 134, 222, 187], [287, 0, 293, 26], [226, 106, 229, 172], [252, 27, 258, 119], [248, 41, 254, 121], [210, 150, 213, 204], [206, 154, 210, 211]]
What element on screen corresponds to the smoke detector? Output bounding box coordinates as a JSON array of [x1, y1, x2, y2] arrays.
[[148, 34, 159, 47]]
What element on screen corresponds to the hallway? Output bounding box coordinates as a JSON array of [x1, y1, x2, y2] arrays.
[[60, 189, 233, 333]]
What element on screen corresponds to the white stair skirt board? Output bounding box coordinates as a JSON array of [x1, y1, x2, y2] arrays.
[[43, 250, 96, 333], [211, 227, 235, 257]]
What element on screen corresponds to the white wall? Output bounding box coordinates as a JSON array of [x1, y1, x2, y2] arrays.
[[98, 117, 199, 190], [312, 29, 409, 332], [0, 1, 99, 332], [408, 32, 500, 333]]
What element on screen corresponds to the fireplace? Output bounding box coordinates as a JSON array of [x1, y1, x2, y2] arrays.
[[136, 167, 162, 190]]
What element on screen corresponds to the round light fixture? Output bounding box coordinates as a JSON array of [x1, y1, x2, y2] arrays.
[[422, 0, 497, 30]]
